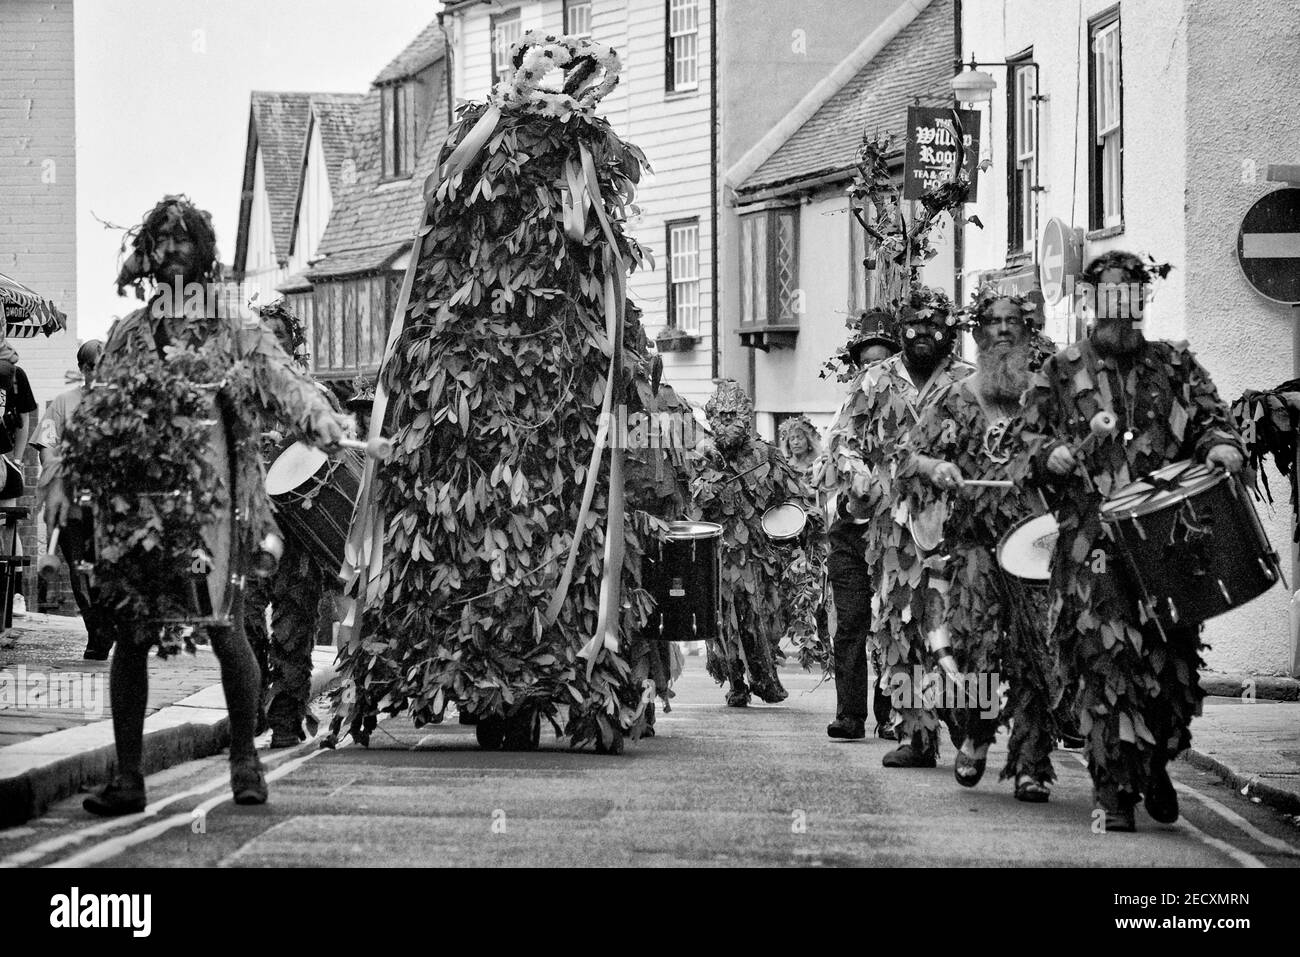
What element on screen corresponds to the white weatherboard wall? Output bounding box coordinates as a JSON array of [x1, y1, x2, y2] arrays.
[[1184, 0, 1300, 675], [448, 0, 716, 404], [243, 148, 282, 310]]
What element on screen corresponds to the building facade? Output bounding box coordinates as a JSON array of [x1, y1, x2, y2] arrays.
[[959, 0, 1300, 674], [728, 0, 955, 436], [0, 0, 79, 608]]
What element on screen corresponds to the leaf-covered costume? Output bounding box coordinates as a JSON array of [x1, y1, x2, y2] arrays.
[[1022, 336, 1244, 803], [62, 306, 344, 655], [839, 352, 971, 746], [330, 79, 665, 750], [898, 378, 1064, 782], [689, 436, 822, 700]]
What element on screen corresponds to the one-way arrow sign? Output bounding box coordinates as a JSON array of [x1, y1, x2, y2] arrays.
[[1237, 187, 1300, 305]]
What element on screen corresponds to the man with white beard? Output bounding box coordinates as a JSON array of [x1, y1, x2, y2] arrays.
[[898, 287, 1065, 801]]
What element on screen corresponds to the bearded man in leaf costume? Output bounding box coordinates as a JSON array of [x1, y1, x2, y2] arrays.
[[689, 379, 822, 707], [1023, 251, 1245, 831], [896, 287, 1064, 801], [840, 284, 972, 767], [332, 33, 672, 753]]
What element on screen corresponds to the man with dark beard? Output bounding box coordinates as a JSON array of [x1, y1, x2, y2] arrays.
[[832, 284, 972, 766], [691, 379, 821, 707], [897, 287, 1063, 800], [1023, 251, 1244, 831]]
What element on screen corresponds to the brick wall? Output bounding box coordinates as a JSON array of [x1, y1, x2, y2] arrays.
[[0, 1, 79, 616]]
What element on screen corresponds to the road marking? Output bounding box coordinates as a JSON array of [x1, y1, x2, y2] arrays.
[[1, 736, 333, 868], [1241, 233, 1300, 258], [48, 746, 333, 868], [1173, 781, 1300, 857], [1066, 752, 1271, 867], [1173, 817, 1266, 868]]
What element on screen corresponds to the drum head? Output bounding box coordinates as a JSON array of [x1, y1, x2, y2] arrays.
[[266, 442, 328, 495], [665, 520, 722, 541], [1100, 459, 1225, 519], [997, 513, 1059, 582], [760, 503, 806, 540]]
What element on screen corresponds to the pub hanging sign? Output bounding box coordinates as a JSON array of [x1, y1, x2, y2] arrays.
[[902, 106, 982, 201]]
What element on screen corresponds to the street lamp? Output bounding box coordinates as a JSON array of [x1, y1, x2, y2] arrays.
[[951, 65, 998, 105]]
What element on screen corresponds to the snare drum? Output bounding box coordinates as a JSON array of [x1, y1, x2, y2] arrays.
[[760, 502, 807, 543], [1099, 460, 1282, 632], [643, 520, 722, 642], [265, 442, 364, 578], [997, 513, 1060, 588]]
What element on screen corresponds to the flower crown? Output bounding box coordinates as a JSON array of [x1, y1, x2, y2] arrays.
[[894, 283, 959, 329]]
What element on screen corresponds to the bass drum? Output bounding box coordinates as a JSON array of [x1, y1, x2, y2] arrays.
[[265, 441, 364, 578], [1099, 459, 1282, 632], [643, 520, 722, 642]]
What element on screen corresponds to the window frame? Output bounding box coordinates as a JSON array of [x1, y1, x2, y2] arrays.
[[380, 81, 416, 181], [665, 217, 702, 334], [1006, 49, 1036, 254], [491, 8, 523, 85], [563, 0, 592, 38], [738, 205, 801, 328], [665, 0, 700, 94], [1087, 7, 1123, 231]]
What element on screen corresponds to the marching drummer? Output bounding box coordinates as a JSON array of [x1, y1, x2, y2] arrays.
[[1022, 250, 1245, 832], [897, 285, 1064, 802], [44, 195, 354, 816]]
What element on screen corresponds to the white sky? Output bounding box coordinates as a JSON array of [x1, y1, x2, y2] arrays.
[[74, 0, 438, 340]]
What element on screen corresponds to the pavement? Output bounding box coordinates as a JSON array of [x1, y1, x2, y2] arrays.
[[0, 613, 338, 827], [0, 612, 1297, 831]]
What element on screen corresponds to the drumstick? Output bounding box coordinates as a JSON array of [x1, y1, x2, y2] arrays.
[[38, 527, 62, 580], [338, 436, 394, 461], [961, 479, 1013, 488]]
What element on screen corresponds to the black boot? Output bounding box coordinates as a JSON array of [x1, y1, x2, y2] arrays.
[[1143, 758, 1179, 824], [230, 754, 268, 806], [83, 773, 146, 816], [827, 714, 866, 740], [267, 695, 305, 749], [882, 731, 937, 768]]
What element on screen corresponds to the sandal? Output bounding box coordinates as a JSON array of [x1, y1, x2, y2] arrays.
[[953, 745, 987, 788], [1014, 774, 1051, 803]]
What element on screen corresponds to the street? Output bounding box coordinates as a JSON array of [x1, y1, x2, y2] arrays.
[[4, 658, 1298, 869]]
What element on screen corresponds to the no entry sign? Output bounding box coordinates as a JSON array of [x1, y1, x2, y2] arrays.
[[1039, 217, 1082, 306], [1237, 187, 1300, 304]]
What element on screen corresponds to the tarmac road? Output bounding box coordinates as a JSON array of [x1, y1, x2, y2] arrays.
[[4, 658, 1300, 868]]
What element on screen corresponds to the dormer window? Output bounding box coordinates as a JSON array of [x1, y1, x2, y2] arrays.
[[381, 81, 416, 180]]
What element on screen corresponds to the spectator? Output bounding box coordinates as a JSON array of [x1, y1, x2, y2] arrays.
[[0, 335, 37, 624], [33, 340, 115, 659]]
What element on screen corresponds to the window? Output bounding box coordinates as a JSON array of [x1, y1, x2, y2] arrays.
[[492, 9, 522, 85], [665, 0, 699, 93], [848, 207, 868, 312], [1007, 54, 1036, 253], [666, 219, 701, 334], [1088, 9, 1123, 230], [564, 0, 591, 37], [381, 82, 416, 180], [739, 207, 800, 327]]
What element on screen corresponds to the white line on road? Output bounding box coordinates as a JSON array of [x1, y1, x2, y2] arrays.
[[47, 745, 336, 868], [1066, 752, 1269, 868], [1173, 781, 1300, 857]]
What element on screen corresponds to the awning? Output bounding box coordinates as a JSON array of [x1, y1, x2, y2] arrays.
[[0, 271, 68, 338]]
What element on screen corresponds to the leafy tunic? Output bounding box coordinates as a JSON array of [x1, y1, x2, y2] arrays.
[[689, 437, 822, 689], [897, 379, 1062, 779], [331, 99, 661, 750], [62, 306, 344, 654], [1021, 336, 1244, 794], [830, 352, 971, 741]]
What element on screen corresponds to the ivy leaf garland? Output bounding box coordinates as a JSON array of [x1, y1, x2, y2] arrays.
[[332, 98, 663, 749]]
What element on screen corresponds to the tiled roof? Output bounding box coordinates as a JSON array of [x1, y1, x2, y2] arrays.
[[248, 91, 314, 260], [307, 72, 450, 280], [310, 94, 365, 197], [373, 19, 446, 85], [738, 0, 953, 195]]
